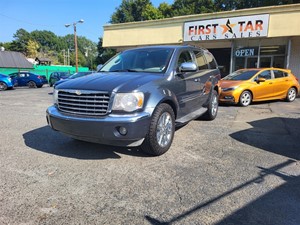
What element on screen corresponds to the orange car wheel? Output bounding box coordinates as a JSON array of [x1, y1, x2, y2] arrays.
[[239, 91, 252, 107], [286, 87, 297, 102]]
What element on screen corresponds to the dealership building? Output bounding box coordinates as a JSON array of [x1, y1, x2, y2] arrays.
[[103, 4, 300, 78]]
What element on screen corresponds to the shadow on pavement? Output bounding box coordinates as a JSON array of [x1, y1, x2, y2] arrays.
[[23, 126, 148, 160], [145, 160, 300, 225], [230, 117, 300, 160]]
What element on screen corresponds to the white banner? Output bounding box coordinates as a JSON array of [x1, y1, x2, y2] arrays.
[[184, 14, 269, 42]]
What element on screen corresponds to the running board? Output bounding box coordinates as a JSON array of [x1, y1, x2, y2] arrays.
[[176, 107, 207, 124]]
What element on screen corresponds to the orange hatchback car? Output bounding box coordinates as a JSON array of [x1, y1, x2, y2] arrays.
[[219, 68, 300, 106]]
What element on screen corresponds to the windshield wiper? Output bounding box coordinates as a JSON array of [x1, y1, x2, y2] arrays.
[[110, 69, 138, 72]]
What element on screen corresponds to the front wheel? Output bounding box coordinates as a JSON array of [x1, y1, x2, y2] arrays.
[[27, 81, 37, 88], [141, 103, 175, 156], [239, 91, 252, 107], [0, 82, 8, 91], [286, 87, 297, 102]]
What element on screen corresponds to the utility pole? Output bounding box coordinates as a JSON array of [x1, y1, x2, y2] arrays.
[[65, 19, 84, 72]]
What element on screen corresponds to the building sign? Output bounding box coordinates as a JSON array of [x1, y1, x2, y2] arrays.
[[184, 14, 269, 42], [235, 47, 258, 57]]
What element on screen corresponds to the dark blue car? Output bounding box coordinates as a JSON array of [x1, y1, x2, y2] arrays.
[[9, 72, 48, 88], [0, 73, 15, 91]]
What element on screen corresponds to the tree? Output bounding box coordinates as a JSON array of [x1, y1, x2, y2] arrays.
[[9, 28, 30, 53], [215, 0, 300, 11], [110, 0, 152, 23], [31, 30, 61, 52], [142, 4, 164, 20], [172, 0, 216, 16], [158, 2, 174, 18], [26, 40, 39, 58], [96, 38, 116, 65]]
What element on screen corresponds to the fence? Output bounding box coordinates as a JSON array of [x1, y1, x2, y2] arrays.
[[0, 65, 89, 80]]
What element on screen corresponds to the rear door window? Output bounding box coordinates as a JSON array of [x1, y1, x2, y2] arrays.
[[194, 51, 208, 70], [204, 52, 217, 69], [273, 70, 285, 78]]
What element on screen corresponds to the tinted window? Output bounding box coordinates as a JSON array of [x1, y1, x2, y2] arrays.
[[204, 52, 217, 69], [273, 70, 285, 78], [177, 51, 193, 66], [194, 51, 208, 70], [223, 70, 258, 81], [258, 70, 272, 80]]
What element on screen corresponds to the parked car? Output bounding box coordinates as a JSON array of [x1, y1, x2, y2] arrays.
[[48, 72, 71, 87], [219, 68, 300, 106], [47, 45, 221, 156], [0, 73, 15, 91], [9, 72, 48, 88], [53, 71, 94, 88]]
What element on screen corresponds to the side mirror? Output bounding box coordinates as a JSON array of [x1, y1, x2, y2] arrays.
[[257, 77, 266, 83], [179, 62, 197, 72]]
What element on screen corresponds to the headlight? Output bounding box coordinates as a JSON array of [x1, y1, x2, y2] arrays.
[[222, 86, 238, 92], [112, 92, 144, 112], [53, 89, 59, 105]]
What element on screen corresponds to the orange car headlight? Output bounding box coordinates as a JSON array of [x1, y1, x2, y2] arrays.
[[222, 86, 239, 92]]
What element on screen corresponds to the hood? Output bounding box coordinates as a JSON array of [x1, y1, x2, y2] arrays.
[[219, 80, 245, 88], [55, 72, 163, 92]]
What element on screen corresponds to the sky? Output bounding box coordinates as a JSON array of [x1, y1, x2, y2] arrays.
[[0, 0, 174, 44]]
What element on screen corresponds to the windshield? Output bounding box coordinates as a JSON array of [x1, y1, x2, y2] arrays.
[[223, 70, 258, 81], [100, 48, 174, 73]]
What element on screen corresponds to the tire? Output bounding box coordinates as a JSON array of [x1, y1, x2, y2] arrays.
[[49, 83, 53, 87], [27, 81, 37, 88], [286, 87, 297, 102], [0, 82, 8, 91], [141, 103, 175, 156], [239, 91, 252, 107], [202, 90, 218, 120]]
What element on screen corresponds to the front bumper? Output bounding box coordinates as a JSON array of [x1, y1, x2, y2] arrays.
[[219, 91, 238, 104], [46, 106, 151, 147]]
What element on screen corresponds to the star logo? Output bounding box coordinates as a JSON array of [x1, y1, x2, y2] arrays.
[[220, 19, 236, 35]]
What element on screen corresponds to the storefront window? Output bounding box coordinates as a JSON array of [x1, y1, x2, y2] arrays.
[[233, 41, 286, 70]]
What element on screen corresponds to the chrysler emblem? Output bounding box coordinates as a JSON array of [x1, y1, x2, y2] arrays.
[[75, 90, 82, 95]]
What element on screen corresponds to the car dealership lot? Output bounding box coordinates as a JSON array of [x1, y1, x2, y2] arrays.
[[0, 87, 299, 225]]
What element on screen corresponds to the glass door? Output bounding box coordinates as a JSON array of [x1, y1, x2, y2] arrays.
[[259, 56, 272, 67], [246, 57, 258, 68]]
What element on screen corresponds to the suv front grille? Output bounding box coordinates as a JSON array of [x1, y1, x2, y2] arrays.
[[57, 90, 110, 116]]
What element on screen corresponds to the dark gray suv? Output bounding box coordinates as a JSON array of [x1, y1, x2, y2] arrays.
[[46, 45, 220, 156]]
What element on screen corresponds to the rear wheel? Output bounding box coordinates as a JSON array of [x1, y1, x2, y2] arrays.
[[286, 87, 297, 102], [239, 91, 252, 107], [141, 103, 175, 156], [27, 81, 37, 88], [0, 82, 8, 91], [202, 90, 218, 120]]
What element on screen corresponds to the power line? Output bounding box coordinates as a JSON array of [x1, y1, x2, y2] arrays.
[[0, 13, 59, 27]]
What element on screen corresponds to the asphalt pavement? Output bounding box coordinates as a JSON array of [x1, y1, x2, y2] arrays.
[[0, 86, 299, 225]]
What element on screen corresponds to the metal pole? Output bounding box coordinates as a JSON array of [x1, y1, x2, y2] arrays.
[[286, 38, 291, 69], [230, 40, 234, 73], [74, 23, 79, 72]]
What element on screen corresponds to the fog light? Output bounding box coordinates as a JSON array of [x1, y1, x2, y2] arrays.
[[119, 126, 127, 136]]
